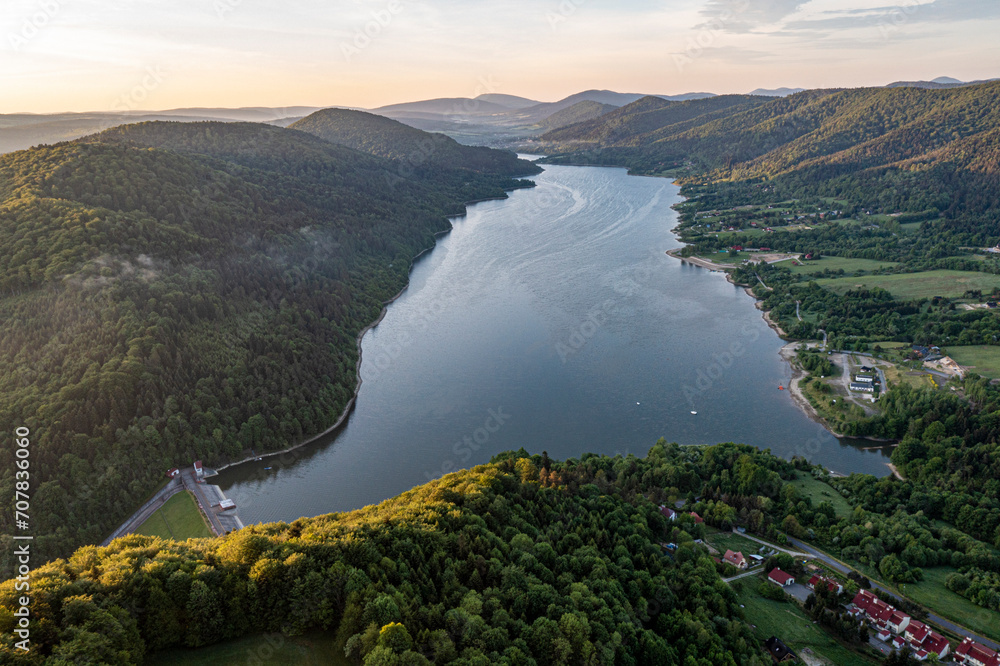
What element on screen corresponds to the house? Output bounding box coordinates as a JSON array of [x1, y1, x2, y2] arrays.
[[852, 589, 894, 625], [913, 649, 929, 661], [763, 636, 796, 663], [850, 382, 875, 393], [853, 374, 875, 383], [659, 505, 676, 521], [891, 636, 905, 650], [922, 631, 950, 659], [166, 467, 179, 479], [860, 365, 874, 372], [887, 609, 911, 634], [768, 568, 795, 587], [954, 637, 1000, 666], [905, 620, 929, 646], [806, 574, 843, 595], [194, 460, 204, 477], [877, 629, 892, 643], [689, 512, 704, 523], [724, 550, 748, 570]]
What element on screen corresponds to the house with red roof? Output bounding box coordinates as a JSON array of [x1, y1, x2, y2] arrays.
[[905, 620, 929, 646], [887, 609, 911, 634], [659, 505, 676, 521], [955, 636, 1000, 666], [689, 512, 704, 523], [194, 460, 204, 477], [806, 574, 843, 595], [768, 568, 795, 587], [922, 631, 950, 659], [724, 550, 748, 570]]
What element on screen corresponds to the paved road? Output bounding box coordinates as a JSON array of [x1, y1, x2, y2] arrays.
[[786, 536, 1000, 651], [736, 531, 809, 558]]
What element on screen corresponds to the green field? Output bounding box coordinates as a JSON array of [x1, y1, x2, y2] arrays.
[[944, 346, 1000, 379], [901, 568, 1000, 642], [735, 585, 877, 665], [780, 256, 899, 276], [705, 530, 772, 559], [814, 270, 1000, 300], [789, 473, 853, 519], [134, 491, 212, 540], [149, 631, 349, 666]]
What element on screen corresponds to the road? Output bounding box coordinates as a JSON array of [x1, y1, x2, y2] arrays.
[[786, 536, 1000, 651], [722, 566, 765, 584]]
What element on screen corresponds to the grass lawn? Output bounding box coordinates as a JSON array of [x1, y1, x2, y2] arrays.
[[705, 530, 772, 558], [813, 270, 1000, 300], [901, 568, 1000, 642], [148, 630, 349, 665], [134, 491, 212, 540], [789, 473, 852, 519], [735, 585, 878, 665], [784, 256, 899, 276], [944, 346, 1000, 379]]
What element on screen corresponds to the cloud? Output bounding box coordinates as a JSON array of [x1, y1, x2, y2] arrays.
[[784, 0, 1000, 33], [698, 0, 811, 33]]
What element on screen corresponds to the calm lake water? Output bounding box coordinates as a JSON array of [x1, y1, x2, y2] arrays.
[[217, 163, 890, 525]]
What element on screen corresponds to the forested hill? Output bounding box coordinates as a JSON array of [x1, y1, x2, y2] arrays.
[[538, 94, 771, 146], [540, 82, 1000, 179], [0, 121, 535, 574], [0, 442, 796, 665], [539, 81, 1000, 241], [289, 109, 539, 176]]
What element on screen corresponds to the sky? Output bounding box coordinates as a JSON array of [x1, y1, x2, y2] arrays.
[[2, 0, 999, 113]]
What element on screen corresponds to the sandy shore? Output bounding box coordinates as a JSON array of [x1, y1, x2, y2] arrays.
[[777, 342, 828, 429]]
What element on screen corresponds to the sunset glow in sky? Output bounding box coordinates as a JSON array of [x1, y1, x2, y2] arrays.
[[3, 0, 999, 113]]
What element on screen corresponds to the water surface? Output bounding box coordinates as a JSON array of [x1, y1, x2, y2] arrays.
[[217, 164, 890, 524]]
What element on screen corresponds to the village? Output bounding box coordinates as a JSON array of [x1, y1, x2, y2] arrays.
[[658, 503, 1000, 665]]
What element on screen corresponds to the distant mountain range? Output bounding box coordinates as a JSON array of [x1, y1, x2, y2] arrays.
[[2, 78, 996, 154], [536, 81, 1000, 183]]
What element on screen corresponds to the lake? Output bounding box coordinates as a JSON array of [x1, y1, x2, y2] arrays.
[[216, 163, 890, 525]]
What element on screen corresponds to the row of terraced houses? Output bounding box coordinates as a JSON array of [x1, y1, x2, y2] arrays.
[[850, 589, 949, 660]]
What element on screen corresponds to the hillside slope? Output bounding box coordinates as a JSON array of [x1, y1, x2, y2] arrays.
[[0, 442, 789, 665], [289, 109, 538, 176], [0, 121, 535, 573]]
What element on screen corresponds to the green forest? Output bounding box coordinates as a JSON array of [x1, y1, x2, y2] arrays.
[[0, 119, 538, 574], [3, 438, 1000, 664]]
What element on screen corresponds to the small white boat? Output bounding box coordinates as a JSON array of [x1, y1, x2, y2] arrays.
[[690, 411, 698, 415]]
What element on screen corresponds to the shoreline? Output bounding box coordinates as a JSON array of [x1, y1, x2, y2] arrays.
[[214, 191, 516, 475], [665, 238, 898, 457]]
